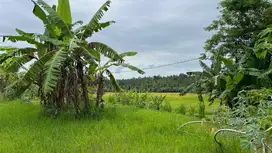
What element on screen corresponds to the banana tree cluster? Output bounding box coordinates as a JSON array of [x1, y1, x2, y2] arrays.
[[0, 0, 144, 115]]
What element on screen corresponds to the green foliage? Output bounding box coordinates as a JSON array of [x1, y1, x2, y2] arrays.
[[161, 101, 172, 112], [175, 104, 187, 115], [213, 89, 272, 151], [188, 106, 196, 116], [149, 95, 166, 110], [107, 94, 116, 104], [200, 0, 272, 110], [37, 0, 72, 37], [43, 50, 67, 93], [80, 1, 112, 39], [57, 0, 72, 24], [205, 0, 272, 58], [108, 91, 172, 111]]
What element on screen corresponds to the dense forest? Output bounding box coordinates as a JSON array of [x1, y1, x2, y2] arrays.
[[104, 73, 194, 92]]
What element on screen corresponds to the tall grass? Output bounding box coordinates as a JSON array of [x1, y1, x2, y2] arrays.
[[0, 100, 249, 153]]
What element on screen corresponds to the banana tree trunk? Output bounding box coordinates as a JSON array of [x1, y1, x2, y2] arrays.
[[198, 93, 205, 119], [77, 60, 91, 113], [96, 72, 104, 108]]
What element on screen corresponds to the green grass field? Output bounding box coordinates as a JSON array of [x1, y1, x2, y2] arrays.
[[104, 92, 219, 115], [0, 94, 249, 153]]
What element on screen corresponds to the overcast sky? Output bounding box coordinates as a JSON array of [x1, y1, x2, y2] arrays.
[[0, 0, 220, 79]]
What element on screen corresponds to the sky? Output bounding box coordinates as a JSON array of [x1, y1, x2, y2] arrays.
[[0, 0, 220, 79]]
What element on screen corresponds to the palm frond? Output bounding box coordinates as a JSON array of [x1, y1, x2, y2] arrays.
[[80, 46, 100, 61], [32, 0, 47, 24], [119, 52, 137, 58], [2, 55, 32, 72], [87, 42, 123, 62], [4, 79, 31, 99], [21, 51, 55, 83], [2, 35, 39, 45], [0, 46, 18, 51], [57, 0, 72, 24], [39, 35, 65, 46], [199, 60, 213, 73], [37, 0, 72, 37], [43, 49, 68, 93], [259, 69, 272, 79], [80, 1, 112, 39], [118, 63, 145, 74], [105, 69, 122, 92], [103, 51, 136, 66], [72, 20, 83, 27], [15, 28, 36, 37], [76, 21, 115, 37], [180, 83, 195, 96], [5, 47, 37, 57], [242, 68, 262, 77], [32, 0, 57, 37]]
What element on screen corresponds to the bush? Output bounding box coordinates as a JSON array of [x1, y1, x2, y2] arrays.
[[108, 94, 116, 104], [161, 101, 172, 112], [176, 104, 187, 115], [188, 106, 196, 116], [149, 95, 166, 110], [133, 92, 149, 108]]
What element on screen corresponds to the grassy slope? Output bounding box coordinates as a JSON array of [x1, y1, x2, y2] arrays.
[[0, 96, 249, 153]]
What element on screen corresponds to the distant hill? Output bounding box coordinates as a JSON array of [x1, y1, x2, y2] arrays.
[[104, 73, 194, 92]]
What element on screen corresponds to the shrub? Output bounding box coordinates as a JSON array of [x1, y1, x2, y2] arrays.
[[161, 101, 172, 112], [176, 104, 187, 115], [108, 94, 116, 104], [188, 106, 196, 116], [133, 92, 149, 108], [149, 95, 166, 110]]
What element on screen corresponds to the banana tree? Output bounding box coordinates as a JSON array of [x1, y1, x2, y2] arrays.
[[89, 51, 145, 108], [180, 70, 207, 118], [0, 0, 130, 115]]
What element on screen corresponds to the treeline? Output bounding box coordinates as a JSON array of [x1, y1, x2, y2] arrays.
[[104, 73, 194, 92]]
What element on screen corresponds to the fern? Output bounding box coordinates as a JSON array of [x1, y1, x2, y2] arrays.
[[43, 49, 68, 93], [81, 1, 112, 39]]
